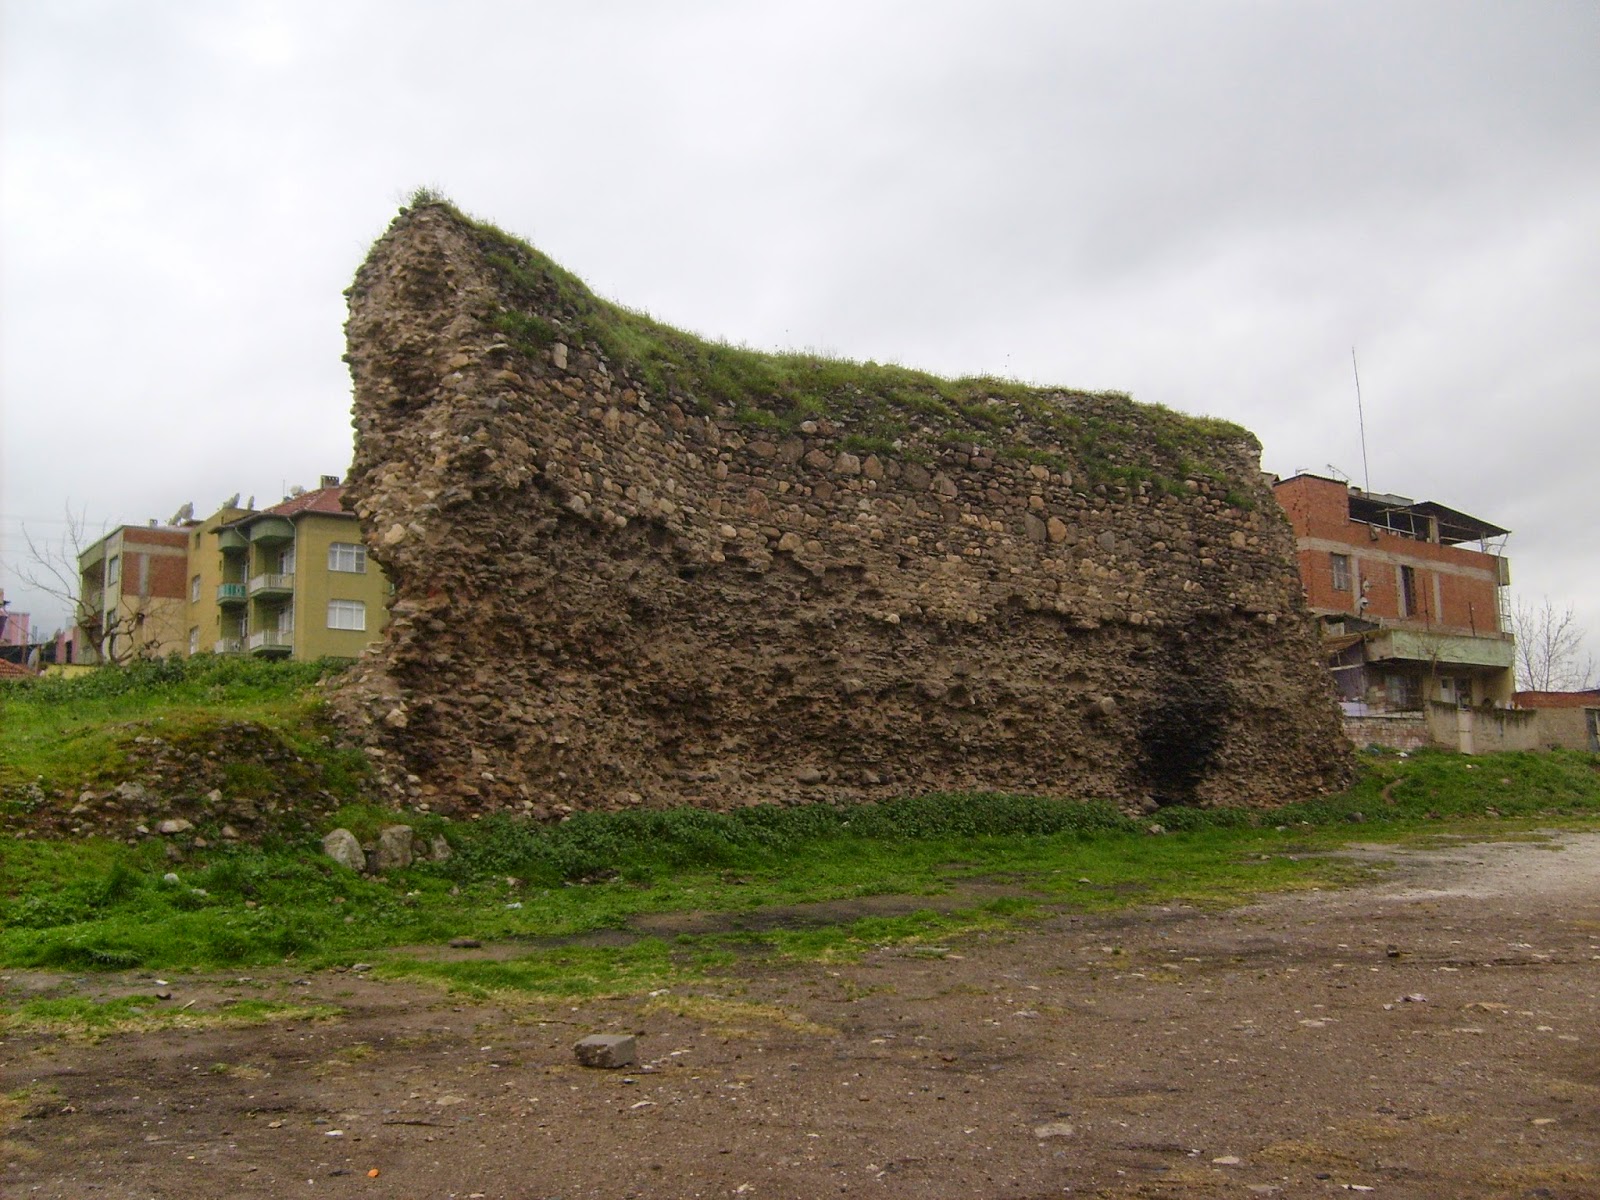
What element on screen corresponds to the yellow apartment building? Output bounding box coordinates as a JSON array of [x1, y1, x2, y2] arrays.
[[182, 500, 252, 655], [76, 479, 390, 664], [204, 480, 391, 660]]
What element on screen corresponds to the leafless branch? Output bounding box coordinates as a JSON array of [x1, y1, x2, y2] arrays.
[[15, 504, 178, 665], [1509, 595, 1597, 692]]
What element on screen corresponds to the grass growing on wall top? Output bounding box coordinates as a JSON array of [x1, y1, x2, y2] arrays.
[[399, 192, 1254, 497]]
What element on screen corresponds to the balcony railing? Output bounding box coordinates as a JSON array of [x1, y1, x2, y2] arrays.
[[247, 630, 293, 656], [247, 573, 294, 597], [217, 582, 247, 604], [214, 637, 246, 654]]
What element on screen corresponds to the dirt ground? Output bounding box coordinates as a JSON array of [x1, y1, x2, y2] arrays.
[[4, 832, 1598, 1200]]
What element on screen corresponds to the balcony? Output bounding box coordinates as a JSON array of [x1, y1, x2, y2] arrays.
[[1366, 628, 1516, 671], [213, 637, 246, 655], [247, 573, 294, 597], [217, 528, 249, 553], [247, 630, 293, 657], [217, 582, 248, 605], [247, 516, 295, 544]]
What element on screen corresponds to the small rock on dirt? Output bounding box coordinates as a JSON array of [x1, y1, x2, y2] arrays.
[[157, 818, 193, 835], [575, 1034, 637, 1069], [1033, 1122, 1074, 1139]]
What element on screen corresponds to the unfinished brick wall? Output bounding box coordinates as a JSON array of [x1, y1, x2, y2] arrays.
[[1275, 475, 1504, 636], [332, 202, 1351, 817]]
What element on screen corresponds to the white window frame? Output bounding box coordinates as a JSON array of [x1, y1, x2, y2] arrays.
[[190, 574, 202, 603], [328, 542, 367, 574], [327, 599, 366, 631]]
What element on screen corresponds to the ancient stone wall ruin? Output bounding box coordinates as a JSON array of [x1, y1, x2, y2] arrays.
[[334, 201, 1351, 817]]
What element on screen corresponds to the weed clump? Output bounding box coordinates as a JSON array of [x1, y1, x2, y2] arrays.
[[448, 791, 1136, 887]]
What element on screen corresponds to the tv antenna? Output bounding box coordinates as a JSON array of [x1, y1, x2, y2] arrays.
[[1351, 347, 1371, 494]]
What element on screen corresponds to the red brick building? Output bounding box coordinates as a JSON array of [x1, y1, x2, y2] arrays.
[[74, 523, 192, 663], [1273, 473, 1514, 713]]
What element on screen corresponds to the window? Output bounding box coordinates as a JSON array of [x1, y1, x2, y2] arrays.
[[278, 545, 296, 574], [106, 554, 121, 586], [190, 574, 201, 603], [1385, 673, 1422, 711], [1330, 553, 1350, 592], [1400, 565, 1418, 618], [327, 599, 366, 631], [328, 542, 367, 573], [188, 627, 199, 655]]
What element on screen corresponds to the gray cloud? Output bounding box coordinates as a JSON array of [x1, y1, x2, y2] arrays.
[[3, 0, 1596, 671]]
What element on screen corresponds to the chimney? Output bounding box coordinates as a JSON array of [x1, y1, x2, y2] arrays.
[[320, 474, 341, 489]]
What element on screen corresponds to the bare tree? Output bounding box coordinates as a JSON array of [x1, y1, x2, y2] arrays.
[[1509, 596, 1597, 692], [15, 506, 177, 666]]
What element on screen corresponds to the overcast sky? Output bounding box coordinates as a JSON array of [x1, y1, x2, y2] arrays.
[[2, 1, 1596, 673]]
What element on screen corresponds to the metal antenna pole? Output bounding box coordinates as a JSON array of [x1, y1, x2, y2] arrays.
[[1351, 347, 1371, 494]]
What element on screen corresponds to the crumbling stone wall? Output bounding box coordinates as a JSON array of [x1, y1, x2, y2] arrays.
[[334, 202, 1350, 817]]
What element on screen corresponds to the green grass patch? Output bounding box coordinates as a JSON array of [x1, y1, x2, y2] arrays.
[[0, 994, 340, 1041], [377, 939, 691, 1002], [0, 656, 372, 824], [0, 746, 1595, 987], [698, 904, 1027, 965]]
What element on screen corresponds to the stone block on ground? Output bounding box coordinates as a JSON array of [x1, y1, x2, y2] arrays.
[[574, 1034, 637, 1069]]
